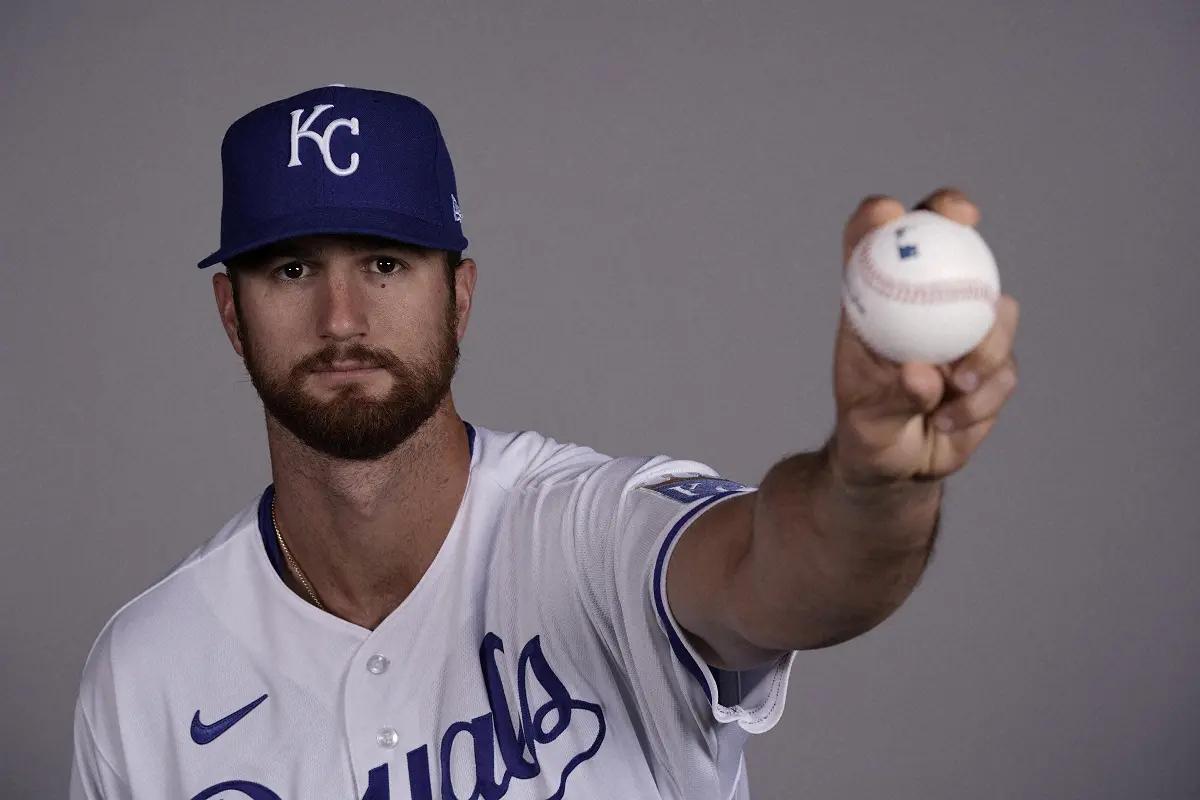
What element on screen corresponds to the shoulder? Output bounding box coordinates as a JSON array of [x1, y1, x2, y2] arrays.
[[74, 493, 262, 713], [470, 424, 610, 491], [469, 423, 748, 508]]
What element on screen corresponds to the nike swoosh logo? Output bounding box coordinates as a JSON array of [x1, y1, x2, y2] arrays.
[[190, 694, 268, 745]]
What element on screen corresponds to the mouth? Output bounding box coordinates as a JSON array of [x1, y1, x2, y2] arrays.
[[312, 362, 385, 377], [319, 361, 380, 371]]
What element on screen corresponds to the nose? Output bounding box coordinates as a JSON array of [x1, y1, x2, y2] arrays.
[[315, 267, 370, 341]]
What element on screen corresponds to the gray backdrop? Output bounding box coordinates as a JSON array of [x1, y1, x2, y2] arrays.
[[2, 0, 1197, 797]]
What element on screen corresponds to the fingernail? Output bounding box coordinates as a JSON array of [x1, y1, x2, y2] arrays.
[[934, 416, 954, 432], [956, 371, 978, 392]]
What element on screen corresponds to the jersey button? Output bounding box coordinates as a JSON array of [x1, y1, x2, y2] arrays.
[[366, 655, 390, 675], [377, 727, 399, 749]]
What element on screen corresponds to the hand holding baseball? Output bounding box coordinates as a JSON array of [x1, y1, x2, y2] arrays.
[[829, 189, 1020, 485]]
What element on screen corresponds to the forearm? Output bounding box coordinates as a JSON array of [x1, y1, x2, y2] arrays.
[[732, 443, 943, 651]]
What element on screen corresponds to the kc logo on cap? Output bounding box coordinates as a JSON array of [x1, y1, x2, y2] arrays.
[[289, 105, 361, 177], [196, 84, 469, 269]]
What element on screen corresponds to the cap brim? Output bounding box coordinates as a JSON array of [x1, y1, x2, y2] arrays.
[[197, 207, 468, 268]]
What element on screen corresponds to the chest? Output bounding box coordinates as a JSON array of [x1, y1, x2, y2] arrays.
[[121, 529, 642, 799]]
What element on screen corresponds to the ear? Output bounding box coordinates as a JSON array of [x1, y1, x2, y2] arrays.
[[452, 258, 478, 342], [213, 271, 246, 357]]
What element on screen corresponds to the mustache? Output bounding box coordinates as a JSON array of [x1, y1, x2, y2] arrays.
[[294, 343, 402, 374]]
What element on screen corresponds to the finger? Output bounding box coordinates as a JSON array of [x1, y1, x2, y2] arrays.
[[900, 362, 945, 415], [929, 414, 998, 477], [914, 187, 980, 227], [931, 361, 1018, 432], [843, 195, 907, 263], [949, 295, 1020, 392], [853, 361, 947, 423]]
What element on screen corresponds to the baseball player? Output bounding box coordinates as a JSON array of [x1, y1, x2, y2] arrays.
[[70, 85, 1020, 799]]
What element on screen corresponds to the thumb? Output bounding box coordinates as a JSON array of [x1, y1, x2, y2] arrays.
[[897, 362, 945, 415]]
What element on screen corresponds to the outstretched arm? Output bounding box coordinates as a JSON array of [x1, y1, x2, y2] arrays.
[[667, 189, 1020, 671]]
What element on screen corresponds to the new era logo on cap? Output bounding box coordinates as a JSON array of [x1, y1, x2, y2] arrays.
[[197, 84, 468, 269]]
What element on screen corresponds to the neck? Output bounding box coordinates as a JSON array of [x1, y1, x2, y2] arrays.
[[266, 398, 471, 630]]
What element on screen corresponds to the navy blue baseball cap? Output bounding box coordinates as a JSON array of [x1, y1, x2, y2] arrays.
[[197, 84, 468, 269]]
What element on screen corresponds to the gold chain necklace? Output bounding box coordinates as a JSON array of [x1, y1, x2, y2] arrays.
[[271, 496, 325, 610]]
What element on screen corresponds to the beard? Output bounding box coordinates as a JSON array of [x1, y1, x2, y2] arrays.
[[239, 300, 460, 461]]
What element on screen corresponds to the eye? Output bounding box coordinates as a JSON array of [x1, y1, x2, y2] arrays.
[[370, 257, 407, 276], [273, 261, 311, 281]]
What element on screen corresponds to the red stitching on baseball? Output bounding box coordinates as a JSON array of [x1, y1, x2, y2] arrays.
[[858, 240, 998, 305]]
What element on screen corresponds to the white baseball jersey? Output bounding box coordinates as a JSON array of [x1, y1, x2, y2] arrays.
[[71, 422, 796, 799]]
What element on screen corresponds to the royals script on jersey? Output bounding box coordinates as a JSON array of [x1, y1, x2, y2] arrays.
[[70, 424, 796, 799]]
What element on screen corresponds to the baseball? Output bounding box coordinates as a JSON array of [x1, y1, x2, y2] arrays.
[[842, 209, 1001, 365]]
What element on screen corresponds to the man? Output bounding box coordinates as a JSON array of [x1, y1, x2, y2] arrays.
[[70, 84, 1019, 799]]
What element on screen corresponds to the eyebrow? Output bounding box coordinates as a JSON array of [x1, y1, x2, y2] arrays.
[[254, 239, 427, 265]]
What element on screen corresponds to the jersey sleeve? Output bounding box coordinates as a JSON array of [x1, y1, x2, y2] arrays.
[[570, 455, 797, 789], [70, 627, 133, 800], [70, 697, 131, 800]]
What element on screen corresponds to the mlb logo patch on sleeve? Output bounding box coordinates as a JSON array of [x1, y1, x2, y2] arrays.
[[642, 475, 751, 504]]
